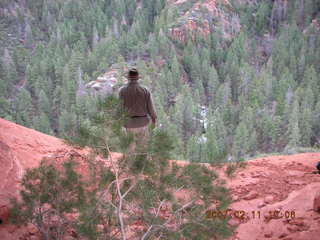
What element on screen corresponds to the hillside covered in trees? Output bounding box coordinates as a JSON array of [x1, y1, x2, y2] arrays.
[[1, 0, 320, 162]]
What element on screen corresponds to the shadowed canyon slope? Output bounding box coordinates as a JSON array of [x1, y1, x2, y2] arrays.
[[0, 118, 320, 240]]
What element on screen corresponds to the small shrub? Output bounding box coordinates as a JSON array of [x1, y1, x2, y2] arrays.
[[10, 159, 87, 240]]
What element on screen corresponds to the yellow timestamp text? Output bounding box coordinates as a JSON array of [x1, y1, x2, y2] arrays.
[[205, 209, 296, 220]]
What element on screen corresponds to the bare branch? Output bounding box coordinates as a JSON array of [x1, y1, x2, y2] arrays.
[[105, 142, 127, 240], [155, 200, 166, 217], [122, 181, 137, 199], [141, 226, 153, 240], [140, 200, 167, 240]]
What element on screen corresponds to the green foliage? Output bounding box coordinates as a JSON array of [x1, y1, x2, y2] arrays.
[[10, 159, 87, 240], [225, 164, 237, 178], [286, 97, 301, 150], [2, 0, 320, 161], [33, 112, 52, 134], [11, 95, 234, 240]]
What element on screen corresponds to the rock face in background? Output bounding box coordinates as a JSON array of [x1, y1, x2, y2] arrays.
[[77, 65, 128, 98], [1, 118, 320, 239], [168, 0, 240, 42]]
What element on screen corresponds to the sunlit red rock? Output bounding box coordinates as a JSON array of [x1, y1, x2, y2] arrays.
[[168, 0, 240, 42]]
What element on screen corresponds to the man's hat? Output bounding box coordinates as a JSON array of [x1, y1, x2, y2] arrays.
[[127, 68, 139, 81]]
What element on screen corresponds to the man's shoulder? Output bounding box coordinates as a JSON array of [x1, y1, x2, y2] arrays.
[[119, 83, 151, 95], [139, 84, 151, 94], [119, 84, 129, 93]]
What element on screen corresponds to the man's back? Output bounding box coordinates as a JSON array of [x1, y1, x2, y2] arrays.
[[119, 81, 157, 128]]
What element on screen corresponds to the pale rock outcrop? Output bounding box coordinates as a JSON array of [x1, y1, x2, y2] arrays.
[[79, 65, 127, 98]]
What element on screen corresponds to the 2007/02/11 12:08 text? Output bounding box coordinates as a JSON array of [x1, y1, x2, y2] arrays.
[[205, 209, 296, 220]]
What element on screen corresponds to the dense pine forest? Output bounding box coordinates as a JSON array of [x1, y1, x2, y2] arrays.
[[1, 0, 320, 162]]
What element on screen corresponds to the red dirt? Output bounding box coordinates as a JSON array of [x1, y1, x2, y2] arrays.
[[0, 117, 320, 239], [223, 154, 320, 240]]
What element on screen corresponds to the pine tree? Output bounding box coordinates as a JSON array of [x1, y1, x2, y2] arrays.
[[286, 97, 300, 150], [34, 112, 52, 134], [232, 121, 250, 160], [299, 106, 312, 147], [210, 109, 228, 155], [11, 96, 234, 240], [238, 63, 254, 103], [303, 66, 318, 97], [172, 85, 198, 148], [38, 90, 51, 117], [187, 135, 202, 162], [254, 1, 272, 35], [25, 22, 34, 49], [0, 97, 11, 119], [204, 127, 221, 163], [2, 48, 18, 93], [207, 66, 219, 106], [59, 108, 77, 139], [202, 110, 228, 164], [170, 52, 181, 92], [312, 100, 320, 144], [15, 89, 34, 127]]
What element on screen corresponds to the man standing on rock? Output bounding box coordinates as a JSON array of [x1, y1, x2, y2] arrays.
[[119, 68, 157, 154]]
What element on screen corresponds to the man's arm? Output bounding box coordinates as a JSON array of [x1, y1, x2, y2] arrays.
[[118, 87, 126, 118], [146, 91, 157, 127]]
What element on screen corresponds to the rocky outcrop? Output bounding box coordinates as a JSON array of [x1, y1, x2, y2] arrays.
[[77, 64, 128, 98], [168, 0, 240, 42]]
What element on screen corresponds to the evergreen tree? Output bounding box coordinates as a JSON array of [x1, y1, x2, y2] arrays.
[[312, 100, 320, 143], [59, 108, 77, 139], [299, 106, 312, 147], [254, 1, 272, 35], [38, 90, 51, 117], [11, 95, 234, 240], [303, 66, 319, 98], [207, 66, 219, 106], [232, 121, 250, 160], [210, 109, 228, 155], [204, 127, 221, 163], [14, 89, 34, 128], [34, 112, 52, 134], [187, 135, 202, 162], [286, 97, 300, 150], [172, 85, 198, 150], [170, 52, 182, 92], [0, 97, 11, 119]]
